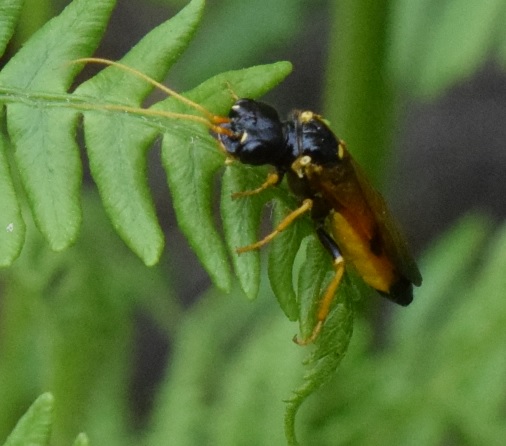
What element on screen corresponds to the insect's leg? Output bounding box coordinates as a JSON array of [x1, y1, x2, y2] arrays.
[[236, 199, 313, 254], [231, 171, 282, 199], [295, 228, 345, 345]]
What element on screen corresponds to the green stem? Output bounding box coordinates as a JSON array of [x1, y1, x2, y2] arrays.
[[323, 0, 395, 184]]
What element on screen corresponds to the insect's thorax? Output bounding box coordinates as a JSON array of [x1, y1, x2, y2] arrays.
[[283, 110, 340, 164], [283, 110, 350, 219], [218, 99, 373, 226]]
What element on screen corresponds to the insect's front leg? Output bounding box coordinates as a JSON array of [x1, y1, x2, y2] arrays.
[[231, 170, 283, 199]]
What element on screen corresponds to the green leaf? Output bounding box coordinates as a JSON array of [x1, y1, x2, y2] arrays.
[[296, 237, 331, 340], [285, 239, 355, 445], [73, 0, 206, 264], [0, 116, 25, 266], [0, 0, 292, 272], [389, 0, 506, 96], [268, 199, 310, 321], [221, 166, 272, 300], [0, 0, 393, 443], [80, 113, 162, 264], [0, 0, 116, 251], [0, 0, 114, 91], [0, 0, 23, 57], [72, 433, 89, 446], [162, 124, 230, 289], [160, 61, 292, 291], [5, 106, 81, 251], [277, 238, 355, 445], [75, 0, 205, 103], [3, 393, 54, 446]]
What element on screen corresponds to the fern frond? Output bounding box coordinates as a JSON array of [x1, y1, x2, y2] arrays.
[[0, 2, 356, 439], [0, 0, 292, 280]]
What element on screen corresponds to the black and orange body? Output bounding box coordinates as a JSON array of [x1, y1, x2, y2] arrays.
[[217, 99, 422, 339], [73, 58, 421, 343]]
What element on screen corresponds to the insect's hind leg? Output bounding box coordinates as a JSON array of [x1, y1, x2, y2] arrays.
[[295, 228, 345, 345]]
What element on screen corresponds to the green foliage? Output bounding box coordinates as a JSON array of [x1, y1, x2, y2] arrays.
[[4, 213, 506, 445], [163, 0, 310, 89], [2, 393, 88, 446], [1, 0, 506, 445], [299, 215, 506, 446], [2, 393, 53, 446], [388, 0, 506, 97], [146, 281, 303, 446], [144, 215, 506, 446], [268, 200, 312, 321], [0, 0, 292, 285], [0, 0, 340, 443], [0, 190, 176, 445], [285, 240, 355, 445], [324, 0, 506, 182], [160, 62, 292, 291]]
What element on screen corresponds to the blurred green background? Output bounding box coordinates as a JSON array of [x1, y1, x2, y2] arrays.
[[2, 0, 506, 445]]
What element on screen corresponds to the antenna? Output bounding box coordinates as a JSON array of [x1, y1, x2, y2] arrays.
[[70, 57, 232, 135]]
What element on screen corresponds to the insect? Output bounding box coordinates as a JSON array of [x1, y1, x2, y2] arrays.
[[215, 100, 422, 343], [75, 58, 422, 344]]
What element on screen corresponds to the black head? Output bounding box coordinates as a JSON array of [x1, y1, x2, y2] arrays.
[[217, 99, 290, 166], [286, 111, 341, 165]]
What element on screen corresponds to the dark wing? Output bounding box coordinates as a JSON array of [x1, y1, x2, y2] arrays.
[[349, 158, 422, 287]]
